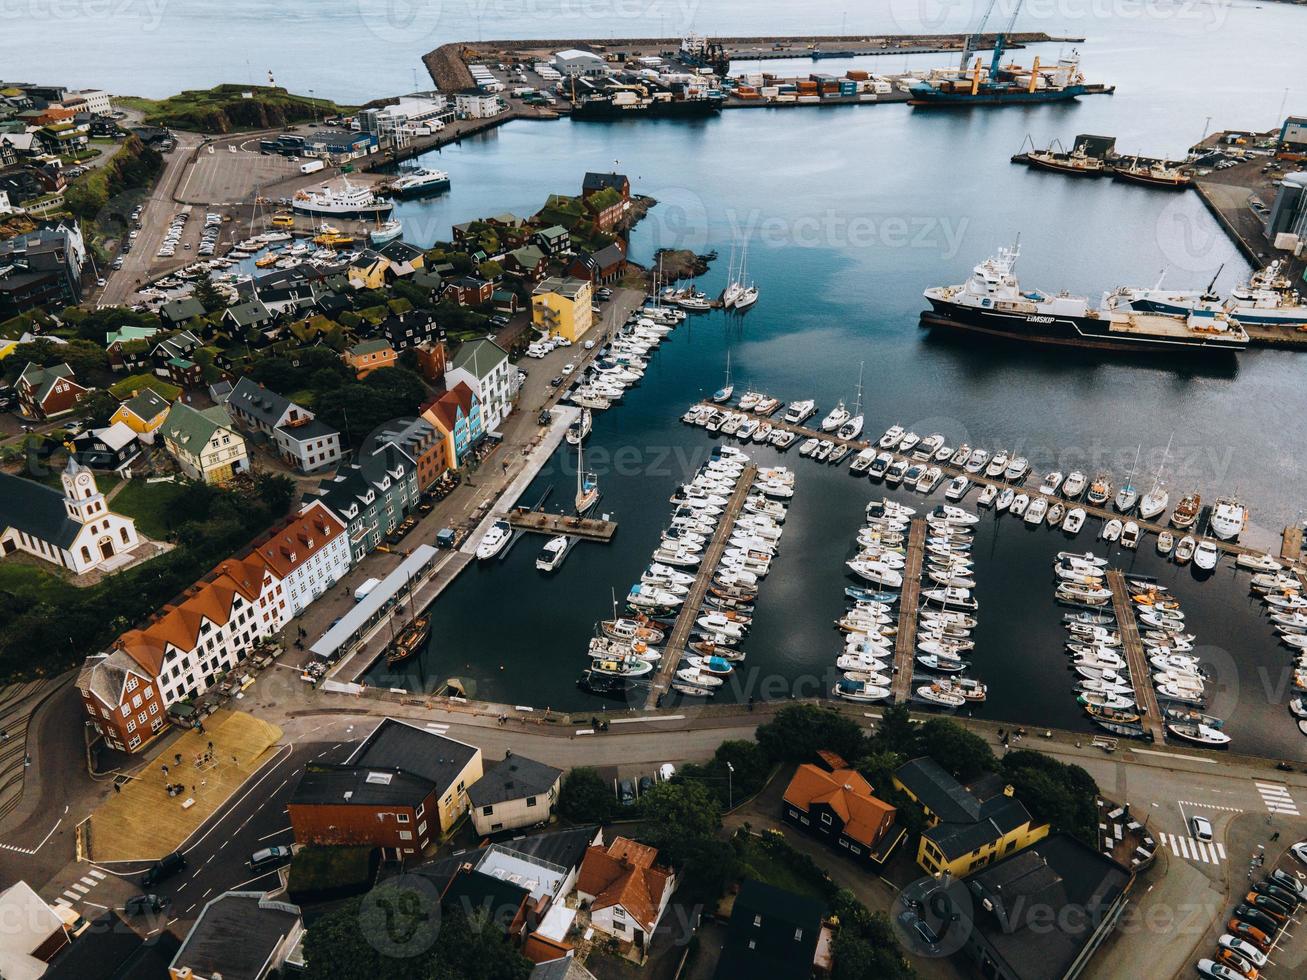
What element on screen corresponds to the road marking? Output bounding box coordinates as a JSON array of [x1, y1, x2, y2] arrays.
[[1255, 782, 1300, 816], [1134, 748, 1217, 764], [79, 877, 97, 887], [257, 826, 292, 842], [71, 883, 88, 894], [62, 891, 80, 901], [609, 715, 687, 724], [1178, 800, 1243, 813], [1160, 832, 1226, 866], [89, 870, 105, 881]]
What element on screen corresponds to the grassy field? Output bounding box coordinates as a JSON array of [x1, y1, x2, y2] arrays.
[[734, 833, 834, 902], [0, 562, 75, 602], [110, 480, 187, 539], [118, 85, 356, 134]]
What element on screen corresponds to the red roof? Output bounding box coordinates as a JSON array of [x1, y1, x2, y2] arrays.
[[783, 763, 896, 848], [576, 837, 672, 932]]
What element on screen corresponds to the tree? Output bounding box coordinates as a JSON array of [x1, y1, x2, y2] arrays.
[[77, 389, 120, 428], [870, 702, 919, 758], [639, 781, 721, 861], [1000, 750, 1099, 844], [917, 718, 996, 782], [192, 276, 227, 312], [755, 704, 866, 764], [557, 767, 612, 824], [302, 895, 531, 980]]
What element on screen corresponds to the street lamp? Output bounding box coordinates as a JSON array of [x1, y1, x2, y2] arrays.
[[726, 761, 734, 809]]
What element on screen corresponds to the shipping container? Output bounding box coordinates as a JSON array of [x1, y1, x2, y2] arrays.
[[299, 159, 325, 174], [858, 93, 879, 102], [846, 70, 869, 81], [776, 94, 798, 103], [760, 86, 780, 98], [797, 95, 821, 104]]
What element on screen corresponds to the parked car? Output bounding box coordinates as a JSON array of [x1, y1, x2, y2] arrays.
[[1190, 815, 1214, 841], [1269, 866, 1306, 897], [638, 775, 654, 796], [1196, 959, 1245, 980], [549, 376, 562, 387], [1241, 894, 1290, 922], [1252, 880, 1300, 909], [618, 779, 636, 806], [561, 362, 574, 376], [583, 339, 596, 350], [124, 894, 169, 916], [1217, 934, 1268, 968], [247, 845, 293, 873], [1225, 921, 1273, 953], [1290, 841, 1307, 866], [141, 851, 186, 887], [1215, 948, 1258, 980], [1231, 905, 1279, 936]]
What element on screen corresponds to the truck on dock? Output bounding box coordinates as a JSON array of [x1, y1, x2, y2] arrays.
[[300, 159, 325, 174]]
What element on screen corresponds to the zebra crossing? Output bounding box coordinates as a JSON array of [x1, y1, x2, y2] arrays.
[[52, 869, 106, 909], [1255, 782, 1300, 816], [1160, 832, 1227, 865]]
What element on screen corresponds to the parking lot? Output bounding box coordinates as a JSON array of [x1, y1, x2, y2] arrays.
[[175, 145, 305, 206]]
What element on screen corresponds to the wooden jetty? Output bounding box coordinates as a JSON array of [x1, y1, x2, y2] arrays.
[[1282, 525, 1303, 564], [1106, 569, 1162, 743], [891, 518, 927, 703], [508, 507, 617, 543], [685, 400, 1297, 566], [644, 465, 758, 708]]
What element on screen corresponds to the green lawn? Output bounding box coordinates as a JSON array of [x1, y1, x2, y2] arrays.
[[734, 833, 834, 902], [0, 562, 74, 602], [110, 480, 187, 539]]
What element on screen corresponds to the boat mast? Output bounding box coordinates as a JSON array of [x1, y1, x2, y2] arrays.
[[1150, 432, 1173, 495], [853, 360, 864, 416]]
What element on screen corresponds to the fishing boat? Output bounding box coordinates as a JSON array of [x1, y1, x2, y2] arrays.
[[917, 683, 967, 708], [1087, 473, 1112, 506], [676, 666, 724, 688], [1169, 491, 1201, 529], [385, 609, 431, 666], [1078, 691, 1136, 711], [1166, 722, 1231, 747], [1209, 495, 1249, 541], [475, 520, 513, 561], [834, 678, 891, 702], [368, 217, 404, 246]]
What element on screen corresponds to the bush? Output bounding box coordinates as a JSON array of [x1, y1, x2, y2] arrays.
[[288, 845, 378, 903], [557, 767, 612, 824], [755, 704, 867, 764]]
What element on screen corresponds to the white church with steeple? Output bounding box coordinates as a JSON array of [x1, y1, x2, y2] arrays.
[[0, 458, 140, 574]]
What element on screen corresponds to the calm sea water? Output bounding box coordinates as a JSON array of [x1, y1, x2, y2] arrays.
[[18, 1, 1307, 753]]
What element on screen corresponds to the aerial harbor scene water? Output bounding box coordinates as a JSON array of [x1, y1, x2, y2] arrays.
[[4, 1, 1307, 977]]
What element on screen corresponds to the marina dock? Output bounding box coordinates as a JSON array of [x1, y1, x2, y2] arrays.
[[644, 464, 758, 708], [1107, 569, 1163, 743], [891, 518, 927, 703], [688, 399, 1296, 566], [1282, 525, 1303, 564], [508, 508, 618, 543]]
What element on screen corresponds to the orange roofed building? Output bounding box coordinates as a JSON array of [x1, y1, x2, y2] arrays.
[[75, 502, 347, 753], [781, 760, 898, 864], [576, 836, 675, 959]]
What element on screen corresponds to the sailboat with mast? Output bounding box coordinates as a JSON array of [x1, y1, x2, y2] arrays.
[[837, 362, 866, 440], [1137, 433, 1172, 520], [385, 571, 431, 666], [575, 436, 600, 516], [712, 351, 734, 403], [1115, 445, 1141, 513], [733, 241, 759, 310], [720, 243, 743, 309]]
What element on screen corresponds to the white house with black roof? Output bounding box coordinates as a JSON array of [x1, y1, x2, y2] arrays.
[[468, 752, 563, 835], [0, 458, 139, 574], [445, 337, 513, 432], [227, 376, 341, 473]]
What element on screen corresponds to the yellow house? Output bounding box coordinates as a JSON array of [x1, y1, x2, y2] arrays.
[[109, 388, 172, 443], [159, 403, 250, 484], [347, 250, 390, 290], [893, 757, 1049, 878], [531, 275, 593, 343]]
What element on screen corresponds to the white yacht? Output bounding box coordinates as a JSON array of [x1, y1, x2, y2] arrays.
[[389, 168, 451, 196], [475, 520, 512, 561], [292, 175, 393, 218], [1208, 496, 1248, 541], [820, 402, 850, 432], [368, 218, 404, 245], [535, 535, 570, 572], [1137, 435, 1172, 520], [575, 439, 600, 516]]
